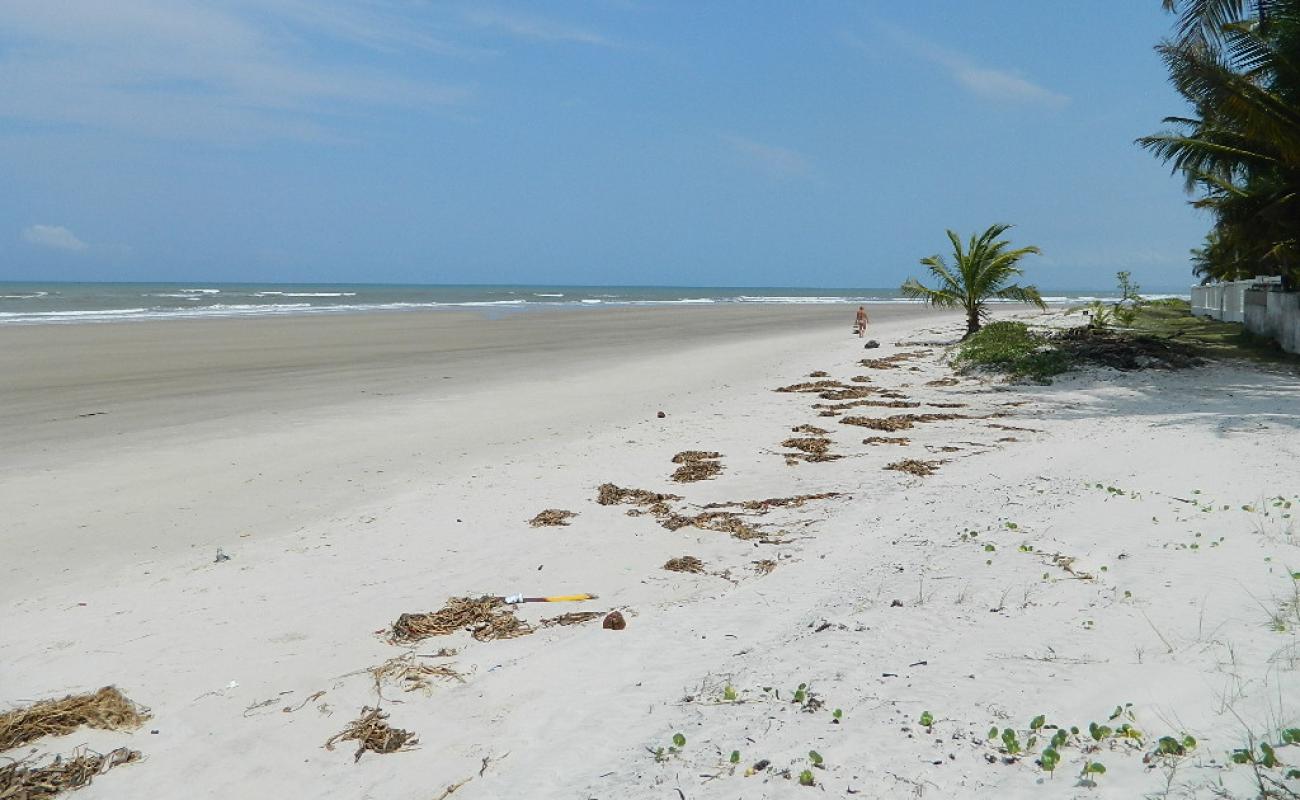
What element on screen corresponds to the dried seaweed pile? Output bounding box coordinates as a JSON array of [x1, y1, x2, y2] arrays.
[[1052, 327, 1202, 370], [850, 375, 873, 383], [326, 707, 416, 762], [752, 559, 778, 575], [858, 350, 932, 369], [541, 612, 604, 627], [775, 380, 846, 393], [925, 376, 960, 387], [670, 451, 723, 483], [704, 492, 841, 511], [528, 509, 577, 527], [663, 556, 705, 573], [863, 436, 910, 446], [780, 436, 831, 455], [596, 483, 681, 511], [816, 386, 879, 401], [839, 413, 967, 431], [595, 483, 774, 541], [790, 424, 828, 435], [813, 399, 919, 411], [0, 746, 140, 798], [884, 459, 943, 477], [370, 653, 464, 694], [927, 402, 967, 408], [391, 596, 532, 644], [0, 686, 148, 751], [808, 370, 829, 377]]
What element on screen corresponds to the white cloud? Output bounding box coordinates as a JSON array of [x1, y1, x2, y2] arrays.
[[464, 9, 617, 47], [23, 225, 88, 252], [721, 135, 811, 179], [875, 26, 1068, 109], [0, 0, 474, 144]]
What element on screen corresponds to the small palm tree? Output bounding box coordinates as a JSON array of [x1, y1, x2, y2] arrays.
[[900, 224, 1046, 337]]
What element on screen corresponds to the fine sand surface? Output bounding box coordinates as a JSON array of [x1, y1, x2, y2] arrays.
[[3, 305, 1299, 799]]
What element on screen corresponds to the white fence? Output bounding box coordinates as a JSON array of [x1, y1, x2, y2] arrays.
[[1191, 277, 1298, 354], [1190, 280, 1252, 322]]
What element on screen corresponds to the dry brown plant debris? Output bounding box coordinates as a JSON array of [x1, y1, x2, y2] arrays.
[[925, 377, 960, 386], [927, 402, 967, 408], [988, 423, 1043, 433], [0, 746, 140, 798], [0, 687, 148, 751], [596, 483, 682, 507], [817, 410, 837, 417], [850, 375, 872, 383], [839, 413, 967, 431], [817, 386, 879, 401], [704, 493, 840, 511], [790, 424, 828, 434], [863, 436, 911, 446], [884, 459, 943, 477], [326, 707, 416, 762], [528, 509, 577, 527], [814, 399, 919, 411], [663, 556, 706, 573], [671, 451, 723, 482], [370, 653, 464, 695], [752, 559, 778, 575], [808, 370, 829, 377], [391, 596, 532, 643], [780, 437, 831, 455], [775, 380, 846, 393], [541, 612, 604, 627], [672, 450, 721, 464]]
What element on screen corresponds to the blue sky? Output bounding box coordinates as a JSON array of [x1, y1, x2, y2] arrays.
[[0, 1, 1206, 289]]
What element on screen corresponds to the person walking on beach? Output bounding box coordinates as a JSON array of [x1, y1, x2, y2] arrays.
[[854, 305, 869, 337]]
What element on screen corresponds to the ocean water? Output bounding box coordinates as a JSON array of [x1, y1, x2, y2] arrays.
[[0, 282, 1188, 325]]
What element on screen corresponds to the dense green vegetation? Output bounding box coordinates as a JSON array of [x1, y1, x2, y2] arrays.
[[899, 224, 1046, 337], [952, 322, 1071, 383], [1127, 298, 1299, 364], [1141, 1, 1300, 284]]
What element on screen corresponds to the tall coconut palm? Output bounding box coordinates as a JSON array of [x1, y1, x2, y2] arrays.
[[1142, 0, 1300, 282], [899, 224, 1046, 337]]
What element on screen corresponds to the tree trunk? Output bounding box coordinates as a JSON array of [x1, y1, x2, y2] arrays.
[[965, 306, 980, 337]]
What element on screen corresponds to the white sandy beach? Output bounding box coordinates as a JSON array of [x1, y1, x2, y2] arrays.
[[2, 305, 1299, 799]]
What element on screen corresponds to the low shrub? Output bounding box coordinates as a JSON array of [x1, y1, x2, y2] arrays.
[[953, 321, 1071, 383]]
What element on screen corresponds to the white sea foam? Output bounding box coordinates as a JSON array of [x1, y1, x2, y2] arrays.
[[0, 292, 49, 299], [254, 291, 357, 298], [179, 288, 220, 294], [581, 299, 602, 304], [533, 293, 565, 298]]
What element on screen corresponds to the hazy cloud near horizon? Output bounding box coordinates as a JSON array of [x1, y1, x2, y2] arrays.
[[22, 225, 88, 252], [0, 3, 1204, 288]]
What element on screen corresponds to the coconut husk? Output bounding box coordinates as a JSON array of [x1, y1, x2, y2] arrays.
[[839, 413, 967, 431], [790, 424, 828, 435], [775, 380, 847, 393], [752, 559, 778, 575], [370, 653, 464, 695], [541, 612, 604, 627], [925, 377, 960, 387], [326, 707, 416, 762], [0, 687, 148, 751], [390, 596, 532, 643], [671, 451, 721, 464], [528, 509, 577, 527], [671, 460, 722, 482], [596, 483, 683, 507], [780, 437, 831, 455], [663, 556, 706, 573], [0, 746, 140, 798], [863, 436, 910, 446], [884, 459, 943, 477]]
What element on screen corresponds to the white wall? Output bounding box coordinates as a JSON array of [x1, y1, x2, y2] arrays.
[[1243, 289, 1300, 355]]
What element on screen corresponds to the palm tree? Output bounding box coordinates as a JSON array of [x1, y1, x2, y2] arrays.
[[899, 224, 1046, 337], [1141, 0, 1300, 283]]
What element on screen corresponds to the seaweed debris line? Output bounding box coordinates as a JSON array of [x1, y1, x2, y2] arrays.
[[391, 596, 533, 643]]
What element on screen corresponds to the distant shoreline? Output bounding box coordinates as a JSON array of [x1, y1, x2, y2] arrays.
[[0, 280, 1189, 326]]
